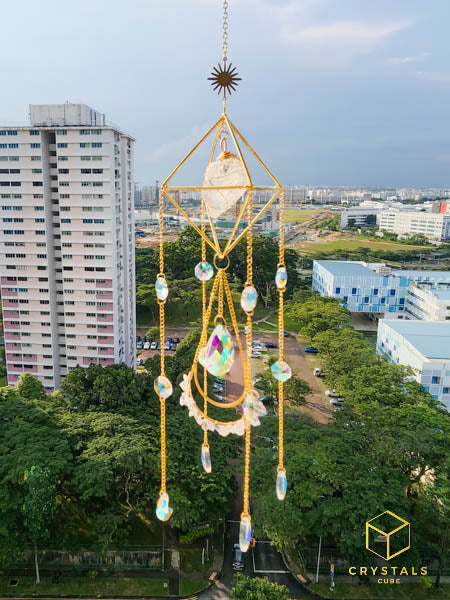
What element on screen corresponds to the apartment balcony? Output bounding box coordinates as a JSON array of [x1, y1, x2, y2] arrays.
[[97, 336, 114, 344], [9, 364, 38, 373], [7, 374, 19, 384], [97, 290, 113, 299], [1, 289, 18, 297], [7, 353, 37, 362], [4, 322, 20, 330], [98, 324, 114, 332], [99, 348, 114, 356], [97, 314, 113, 322]]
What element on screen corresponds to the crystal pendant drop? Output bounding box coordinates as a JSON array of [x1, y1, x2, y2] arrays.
[[201, 444, 212, 473], [154, 375, 173, 399], [156, 492, 173, 522], [275, 267, 288, 290], [195, 261, 214, 282], [203, 324, 234, 377], [240, 286, 257, 313], [239, 514, 252, 552], [243, 391, 267, 426], [271, 360, 292, 382], [276, 468, 288, 501], [155, 276, 168, 301]]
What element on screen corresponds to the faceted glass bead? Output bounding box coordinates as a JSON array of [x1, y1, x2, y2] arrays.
[[276, 468, 287, 501], [243, 391, 267, 426], [195, 261, 214, 282], [271, 360, 292, 382], [155, 276, 168, 301], [156, 492, 173, 522], [240, 286, 258, 313], [154, 375, 173, 399], [201, 444, 212, 473], [203, 324, 234, 377], [275, 267, 288, 290], [239, 514, 252, 552]]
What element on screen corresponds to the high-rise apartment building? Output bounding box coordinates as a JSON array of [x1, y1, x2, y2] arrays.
[[0, 103, 135, 392]]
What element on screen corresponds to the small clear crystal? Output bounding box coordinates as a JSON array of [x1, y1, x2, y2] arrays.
[[156, 492, 173, 522], [154, 375, 173, 399], [155, 276, 168, 301], [271, 360, 292, 382], [276, 468, 287, 501], [275, 267, 288, 290], [195, 261, 214, 282], [240, 286, 257, 313], [239, 514, 252, 552], [201, 444, 212, 473]]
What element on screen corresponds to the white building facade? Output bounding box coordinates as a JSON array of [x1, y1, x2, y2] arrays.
[[0, 104, 135, 392], [405, 283, 450, 321], [379, 209, 450, 240], [377, 320, 450, 410]]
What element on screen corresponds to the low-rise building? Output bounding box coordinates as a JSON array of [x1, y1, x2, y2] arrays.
[[377, 319, 450, 410], [312, 261, 450, 317], [379, 209, 450, 240], [405, 283, 450, 321], [340, 207, 381, 228]]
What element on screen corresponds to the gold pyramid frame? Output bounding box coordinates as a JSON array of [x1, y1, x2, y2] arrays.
[[160, 113, 283, 258]]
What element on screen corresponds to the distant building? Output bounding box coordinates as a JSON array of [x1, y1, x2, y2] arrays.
[[340, 207, 382, 228], [312, 260, 450, 317], [379, 209, 450, 240], [377, 319, 450, 410]]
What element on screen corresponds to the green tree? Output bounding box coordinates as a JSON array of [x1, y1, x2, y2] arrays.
[[232, 574, 290, 599], [256, 368, 311, 407], [146, 326, 160, 342], [16, 373, 46, 400], [22, 466, 57, 583], [286, 297, 351, 341]]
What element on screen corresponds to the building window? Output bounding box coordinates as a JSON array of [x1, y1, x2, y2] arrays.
[[352, 288, 357, 295], [30, 130, 40, 136], [30, 143, 41, 148], [380, 298, 386, 304], [443, 387, 449, 394], [399, 298, 405, 305], [335, 287, 341, 294], [373, 288, 378, 295], [57, 143, 68, 148], [56, 130, 67, 135], [431, 376, 440, 384], [390, 289, 396, 296]]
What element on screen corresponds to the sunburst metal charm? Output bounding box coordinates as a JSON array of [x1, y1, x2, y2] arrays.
[[208, 62, 241, 96]]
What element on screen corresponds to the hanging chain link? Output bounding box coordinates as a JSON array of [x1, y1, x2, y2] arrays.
[[278, 189, 285, 472], [201, 200, 209, 446], [222, 0, 228, 65], [242, 424, 251, 516], [158, 187, 167, 492]]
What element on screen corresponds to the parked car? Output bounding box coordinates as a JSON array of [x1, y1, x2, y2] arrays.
[[313, 367, 327, 377], [143, 342, 151, 350], [142, 335, 147, 342], [251, 351, 262, 358], [137, 335, 141, 341], [283, 330, 289, 337], [170, 343, 177, 351], [304, 346, 319, 353], [157, 342, 161, 350], [136, 341, 143, 349], [213, 382, 224, 391], [233, 544, 244, 571], [265, 342, 278, 349], [150, 341, 157, 350], [329, 398, 345, 406], [164, 341, 170, 351], [252, 378, 264, 389], [260, 396, 273, 404], [167, 337, 173, 343], [172, 337, 180, 343], [136, 358, 144, 366], [325, 389, 340, 398]]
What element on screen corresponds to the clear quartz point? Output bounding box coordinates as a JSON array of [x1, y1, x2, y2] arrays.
[[239, 514, 252, 552], [201, 444, 212, 473], [155, 492, 173, 522], [276, 468, 287, 501]]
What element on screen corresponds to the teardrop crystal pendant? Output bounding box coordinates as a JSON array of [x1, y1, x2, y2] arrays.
[[203, 323, 234, 377], [275, 266, 288, 290], [243, 391, 267, 426], [155, 276, 168, 301], [239, 514, 252, 552], [240, 285, 257, 313], [154, 375, 173, 399], [195, 261, 214, 282], [271, 360, 292, 382], [156, 492, 173, 522], [276, 468, 287, 501], [201, 444, 212, 473]]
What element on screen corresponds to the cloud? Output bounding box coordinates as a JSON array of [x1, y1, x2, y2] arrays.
[[386, 52, 431, 64], [282, 20, 410, 49], [416, 70, 450, 84]]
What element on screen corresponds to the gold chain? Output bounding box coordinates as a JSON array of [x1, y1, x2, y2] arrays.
[[242, 424, 251, 516], [222, 0, 228, 65], [245, 190, 253, 391], [159, 187, 167, 493], [201, 200, 209, 447], [278, 189, 285, 471], [160, 396, 167, 492]]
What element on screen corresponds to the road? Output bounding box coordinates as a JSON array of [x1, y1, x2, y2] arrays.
[[198, 520, 314, 599]]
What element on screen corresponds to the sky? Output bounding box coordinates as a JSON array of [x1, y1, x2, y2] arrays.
[[2, 0, 450, 188]]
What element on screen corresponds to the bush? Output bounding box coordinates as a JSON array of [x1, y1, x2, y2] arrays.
[[420, 575, 432, 590], [180, 524, 215, 544], [87, 569, 98, 580]]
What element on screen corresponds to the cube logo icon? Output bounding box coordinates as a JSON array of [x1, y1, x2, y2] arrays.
[[366, 510, 410, 560]]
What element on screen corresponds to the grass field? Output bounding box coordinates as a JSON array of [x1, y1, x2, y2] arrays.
[[295, 236, 430, 255], [284, 208, 324, 224], [179, 578, 209, 595], [310, 582, 450, 599], [0, 575, 169, 595], [0, 375, 7, 387]]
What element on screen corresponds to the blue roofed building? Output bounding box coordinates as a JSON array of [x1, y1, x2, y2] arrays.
[[377, 320, 450, 410]]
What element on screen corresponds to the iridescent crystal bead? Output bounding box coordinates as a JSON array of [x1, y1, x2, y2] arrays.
[[154, 375, 173, 399], [240, 285, 257, 313], [156, 492, 173, 522], [271, 360, 292, 382], [276, 468, 287, 501], [243, 391, 267, 426], [195, 261, 214, 282], [239, 514, 252, 552], [155, 276, 168, 301], [201, 444, 212, 473], [275, 267, 288, 290], [203, 324, 234, 377]]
